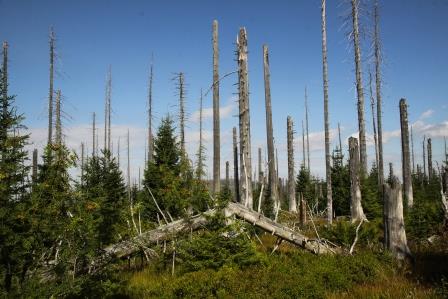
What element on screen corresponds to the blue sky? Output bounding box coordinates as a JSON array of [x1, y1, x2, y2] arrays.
[[1, 0, 447, 180]]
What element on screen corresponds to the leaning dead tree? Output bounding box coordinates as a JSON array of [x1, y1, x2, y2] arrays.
[[399, 98, 413, 208], [374, 0, 384, 188], [233, 127, 240, 202], [350, 0, 368, 175], [287, 116, 297, 212], [212, 20, 221, 194], [427, 138, 433, 180], [47, 28, 55, 145], [263, 45, 279, 214], [321, 0, 333, 223], [349, 137, 366, 222], [384, 179, 411, 260], [237, 28, 253, 209]]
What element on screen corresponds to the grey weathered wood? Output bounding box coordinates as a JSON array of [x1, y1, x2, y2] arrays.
[[2, 42, 8, 129], [92, 112, 96, 156], [299, 193, 307, 225], [233, 127, 240, 203], [212, 20, 221, 194], [178, 72, 186, 153], [225, 161, 230, 187], [148, 58, 154, 163], [196, 89, 205, 180], [287, 116, 297, 212], [305, 87, 311, 170], [258, 147, 263, 184], [369, 72, 379, 170], [427, 138, 433, 180], [55, 90, 62, 146], [321, 0, 333, 223], [411, 125, 415, 174], [384, 181, 411, 260], [263, 45, 279, 214], [48, 29, 55, 146], [351, 0, 368, 175], [423, 136, 427, 178], [349, 137, 366, 222], [302, 120, 306, 167], [237, 28, 253, 209], [32, 149, 38, 184], [399, 99, 413, 208]]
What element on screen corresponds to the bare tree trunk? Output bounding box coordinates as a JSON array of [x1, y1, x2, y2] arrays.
[[321, 0, 333, 224], [349, 137, 366, 222], [177, 72, 186, 153], [384, 180, 411, 260], [196, 89, 205, 180], [212, 20, 221, 194], [299, 193, 307, 225], [338, 122, 342, 155], [302, 120, 306, 168], [369, 72, 379, 170], [81, 142, 85, 183], [305, 87, 311, 170], [117, 137, 120, 168], [351, 0, 368, 175], [287, 116, 297, 212], [148, 58, 154, 163], [411, 125, 415, 174], [428, 138, 433, 181], [237, 28, 253, 209], [233, 127, 240, 202], [48, 28, 55, 146], [263, 44, 279, 214], [55, 90, 62, 146], [107, 67, 111, 153], [127, 130, 138, 235], [423, 136, 427, 179], [225, 161, 230, 188], [32, 149, 38, 184], [2, 42, 8, 138], [92, 112, 96, 157], [399, 99, 413, 208]]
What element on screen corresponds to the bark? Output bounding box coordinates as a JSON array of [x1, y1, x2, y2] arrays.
[[299, 193, 307, 225], [233, 127, 240, 203], [107, 67, 111, 152], [305, 87, 311, 170], [196, 89, 205, 180], [411, 125, 415, 174], [225, 161, 230, 187], [302, 120, 306, 167], [2, 41, 7, 138], [423, 136, 427, 178], [48, 29, 55, 145], [349, 137, 366, 222], [92, 112, 96, 156], [148, 59, 154, 163], [338, 122, 342, 154], [321, 0, 333, 223], [384, 180, 411, 260], [81, 143, 85, 183], [369, 72, 379, 170], [287, 116, 297, 212], [55, 90, 62, 146], [427, 138, 433, 180], [263, 45, 279, 214], [351, 0, 368, 175], [258, 147, 263, 184], [375, 0, 384, 188], [212, 20, 221, 194], [399, 99, 413, 208], [237, 28, 253, 209], [32, 149, 38, 183], [178, 72, 186, 153]]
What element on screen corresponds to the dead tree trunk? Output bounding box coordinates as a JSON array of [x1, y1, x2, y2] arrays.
[[305, 87, 311, 170], [399, 98, 413, 208], [55, 90, 62, 146], [299, 193, 307, 225], [351, 0, 367, 175], [48, 28, 55, 146], [2, 42, 8, 133], [212, 20, 221, 194], [423, 136, 427, 179], [263, 44, 279, 214], [107, 67, 111, 153], [32, 149, 38, 183], [92, 112, 96, 157], [384, 180, 411, 260], [411, 125, 415, 174], [237, 28, 253, 209], [369, 72, 379, 170], [233, 127, 240, 203], [148, 58, 154, 163], [349, 137, 366, 222], [81, 142, 85, 182], [321, 0, 333, 224], [177, 72, 186, 153], [428, 138, 433, 181], [225, 161, 230, 187], [258, 147, 263, 184], [287, 116, 297, 212], [196, 89, 205, 180], [302, 120, 306, 168]]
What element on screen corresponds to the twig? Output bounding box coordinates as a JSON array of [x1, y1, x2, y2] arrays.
[[146, 186, 169, 224], [349, 219, 364, 254]]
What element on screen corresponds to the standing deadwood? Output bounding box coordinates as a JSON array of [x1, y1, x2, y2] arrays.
[[445, 136, 447, 164], [351, 0, 368, 175], [427, 138, 433, 180], [147, 58, 154, 163], [423, 136, 427, 178], [299, 193, 307, 225], [117, 137, 120, 167], [212, 20, 221, 194], [81, 142, 85, 181], [369, 72, 379, 170], [302, 120, 306, 167], [55, 90, 62, 146], [374, 0, 384, 187], [287, 116, 297, 212], [276, 148, 279, 191], [388, 163, 394, 182], [411, 125, 415, 174], [349, 137, 366, 222], [2, 42, 8, 134], [92, 112, 96, 156], [233, 127, 240, 203], [399, 99, 413, 208], [305, 87, 311, 170], [258, 148, 262, 184], [237, 28, 253, 209], [127, 129, 138, 235], [47, 28, 55, 145], [321, 0, 333, 224], [107, 67, 112, 152], [384, 180, 411, 260], [196, 89, 205, 180], [263, 44, 279, 214], [225, 161, 230, 187], [32, 149, 38, 183], [177, 72, 186, 153], [338, 122, 342, 153]]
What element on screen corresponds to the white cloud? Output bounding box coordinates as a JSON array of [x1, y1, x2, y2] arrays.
[[419, 109, 434, 120], [190, 102, 236, 123]]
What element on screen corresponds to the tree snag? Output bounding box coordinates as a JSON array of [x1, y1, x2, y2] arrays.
[[349, 137, 366, 222], [399, 98, 413, 208]]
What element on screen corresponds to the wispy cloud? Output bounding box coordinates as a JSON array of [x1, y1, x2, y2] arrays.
[[419, 109, 434, 120], [190, 102, 235, 123]]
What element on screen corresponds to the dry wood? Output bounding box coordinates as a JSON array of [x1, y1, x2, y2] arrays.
[[233, 127, 240, 202], [147, 58, 154, 163], [299, 193, 307, 225], [399, 98, 413, 208], [48, 28, 55, 145], [427, 138, 433, 180], [321, 0, 333, 224], [32, 149, 38, 183], [287, 116, 297, 212], [55, 90, 62, 146], [305, 87, 311, 170], [92, 112, 96, 157], [349, 137, 366, 222], [212, 20, 221, 194]]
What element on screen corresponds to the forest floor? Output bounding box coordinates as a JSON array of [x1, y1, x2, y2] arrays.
[[120, 232, 448, 299]]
